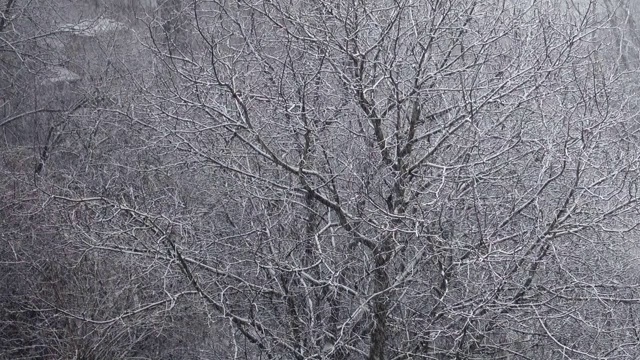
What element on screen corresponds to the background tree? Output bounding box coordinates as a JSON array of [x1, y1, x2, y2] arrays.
[[0, 1, 217, 358]]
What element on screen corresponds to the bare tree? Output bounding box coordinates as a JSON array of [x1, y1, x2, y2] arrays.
[[74, 0, 636, 358], [5, 0, 640, 359]]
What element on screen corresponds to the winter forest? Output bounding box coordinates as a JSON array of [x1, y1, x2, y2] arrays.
[[4, 0, 640, 359]]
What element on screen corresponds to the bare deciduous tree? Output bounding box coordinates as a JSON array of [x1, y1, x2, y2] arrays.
[[5, 0, 640, 359]]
